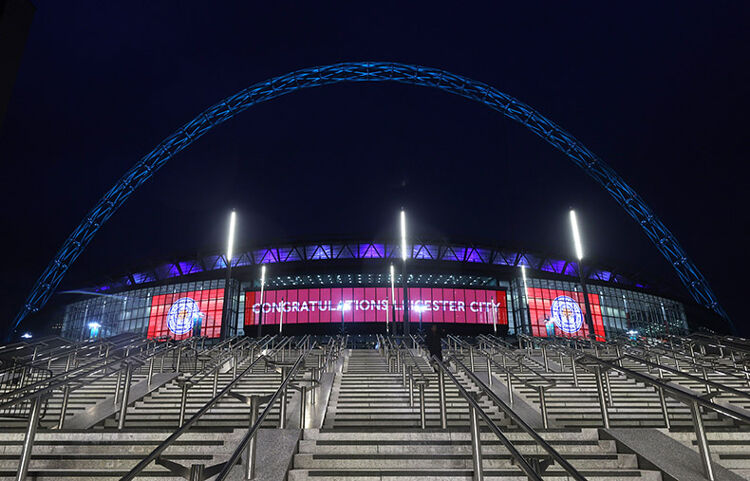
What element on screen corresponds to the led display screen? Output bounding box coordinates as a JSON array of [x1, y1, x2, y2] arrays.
[[245, 287, 508, 326], [526, 287, 605, 340], [147, 288, 224, 339]]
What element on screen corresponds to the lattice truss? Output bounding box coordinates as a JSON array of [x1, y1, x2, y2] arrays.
[[95, 241, 644, 292], [11, 62, 731, 333]]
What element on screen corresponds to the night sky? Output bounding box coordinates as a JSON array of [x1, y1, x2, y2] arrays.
[[1, 2, 747, 336]]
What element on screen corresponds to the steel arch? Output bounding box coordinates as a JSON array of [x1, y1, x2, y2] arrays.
[[10, 61, 732, 335]]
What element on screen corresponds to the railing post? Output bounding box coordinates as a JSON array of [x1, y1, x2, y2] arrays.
[[689, 399, 715, 481], [539, 387, 549, 429], [594, 366, 610, 428], [114, 368, 123, 406], [701, 367, 712, 395], [408, 365, 414, 408], [147, 357, 155, 387], [188, 464, 205, 481], [469, 347, 475, 371], [57, 385, 70, 429], [468, 393, 484, 481], [485, 356, 493, 387], [506, 371, 514, 405], [117, 362, 134, 430], [571, 354, 579, 387], [279, 367, 288, 428], [178, 381, 189, 426], [175, 347, 183, 372], [541, 345, 549, 372], [654, 359, 671, 429], [16, 395, 43, 481], [418, 382, 426, 429], [213, 366, 220, 397], [299, 385, 308, 429], [438, 368, 447, 429], [658, 386, 671, 429], [603, 369, 613, 405]]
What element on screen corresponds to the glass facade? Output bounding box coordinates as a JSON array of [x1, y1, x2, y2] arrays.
[[508, 277, 687, 339], [60, 270, 686, 341], [244, 287, 508, 326], [61, 279, 239, 340]]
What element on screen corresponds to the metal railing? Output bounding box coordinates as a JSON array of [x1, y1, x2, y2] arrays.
[[4, 336, 194, 481], [121, 339, 318, 481], [472, 336, 556, 428], [568, 347, 750, 481], [175, 336, 275, 426], [434, 354, 587, 481]]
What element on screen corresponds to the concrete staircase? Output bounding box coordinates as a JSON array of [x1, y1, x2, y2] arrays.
[[288, 348, 665, 480], [2, 334, 749, 480]]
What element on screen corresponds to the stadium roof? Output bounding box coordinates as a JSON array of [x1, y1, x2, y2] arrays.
[[88, 239, 651, 293]]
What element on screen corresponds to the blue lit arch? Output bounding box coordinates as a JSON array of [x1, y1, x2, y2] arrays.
[[11, 62, 732, 334]]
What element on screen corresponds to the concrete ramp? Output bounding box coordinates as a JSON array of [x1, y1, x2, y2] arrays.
[[64, 371, 178, 429], [604, 428, 747, 481]]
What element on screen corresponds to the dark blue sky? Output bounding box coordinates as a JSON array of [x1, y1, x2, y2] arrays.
[[1, 2, 747, 334]]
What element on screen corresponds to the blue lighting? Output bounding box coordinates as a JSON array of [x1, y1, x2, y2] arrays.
[[9, 62, 730, 337]]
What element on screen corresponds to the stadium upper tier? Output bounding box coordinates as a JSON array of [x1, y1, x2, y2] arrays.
[[91, 239, 649, 293]]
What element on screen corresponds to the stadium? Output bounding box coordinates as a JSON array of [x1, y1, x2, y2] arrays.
[[58, 238, 693, 342]]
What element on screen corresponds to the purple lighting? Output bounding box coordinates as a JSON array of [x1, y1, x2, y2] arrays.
[[90, 241, 644, 292]]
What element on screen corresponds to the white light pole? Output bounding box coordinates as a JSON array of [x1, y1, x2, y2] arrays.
[[491, 299, 497, 334], [415, 302, 425, 332], [400, 209, 410, 336], [521, 265, 532, 335], [339, 300, 351, 334], [570, 209, 596, 340], [279, 297, 285, 334], [256, 265, 266, 337], [221, 210, 237, 339], [390, 264, 396, 335]]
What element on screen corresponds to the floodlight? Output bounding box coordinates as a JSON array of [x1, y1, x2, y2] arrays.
[[227, 210, 236, 263], [400, 210, 407, 261], [569, 209, 583, 260]]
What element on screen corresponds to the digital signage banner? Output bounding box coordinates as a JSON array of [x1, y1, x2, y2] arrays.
[[526, 287, 605, 341], [147, 288, 224, 339], [245, 287, 507, 326]]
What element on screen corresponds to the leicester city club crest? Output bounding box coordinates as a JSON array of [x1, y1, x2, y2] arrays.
[[550, 296, 584, 334], [167, 297, 204, 335]]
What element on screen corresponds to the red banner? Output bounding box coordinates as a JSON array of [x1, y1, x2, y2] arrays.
[[245, 287, 508, 326], [147, 288, 224, 339], [525, 287, 605, 341]]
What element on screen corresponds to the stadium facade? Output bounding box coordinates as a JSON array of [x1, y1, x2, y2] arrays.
[[58, 239, 690, 341]]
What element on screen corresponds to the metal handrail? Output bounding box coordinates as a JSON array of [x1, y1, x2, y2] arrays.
[[572, 350, 750, 422], [449, 355, 588, 481], [690, 334, 750, 356], [183, 337, 260, 386], [401, 338, 429, 387], [573, 350, 750, 481], [0, 335, 172, 400], [617, 352, 750, 401], [214, 346, 312, 480], [433, 356, 546, 481], [478, 336, 556, 388], [0, 338, 183, 411], [621, 342, 750, 383], [120, 339, 310, 481]]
